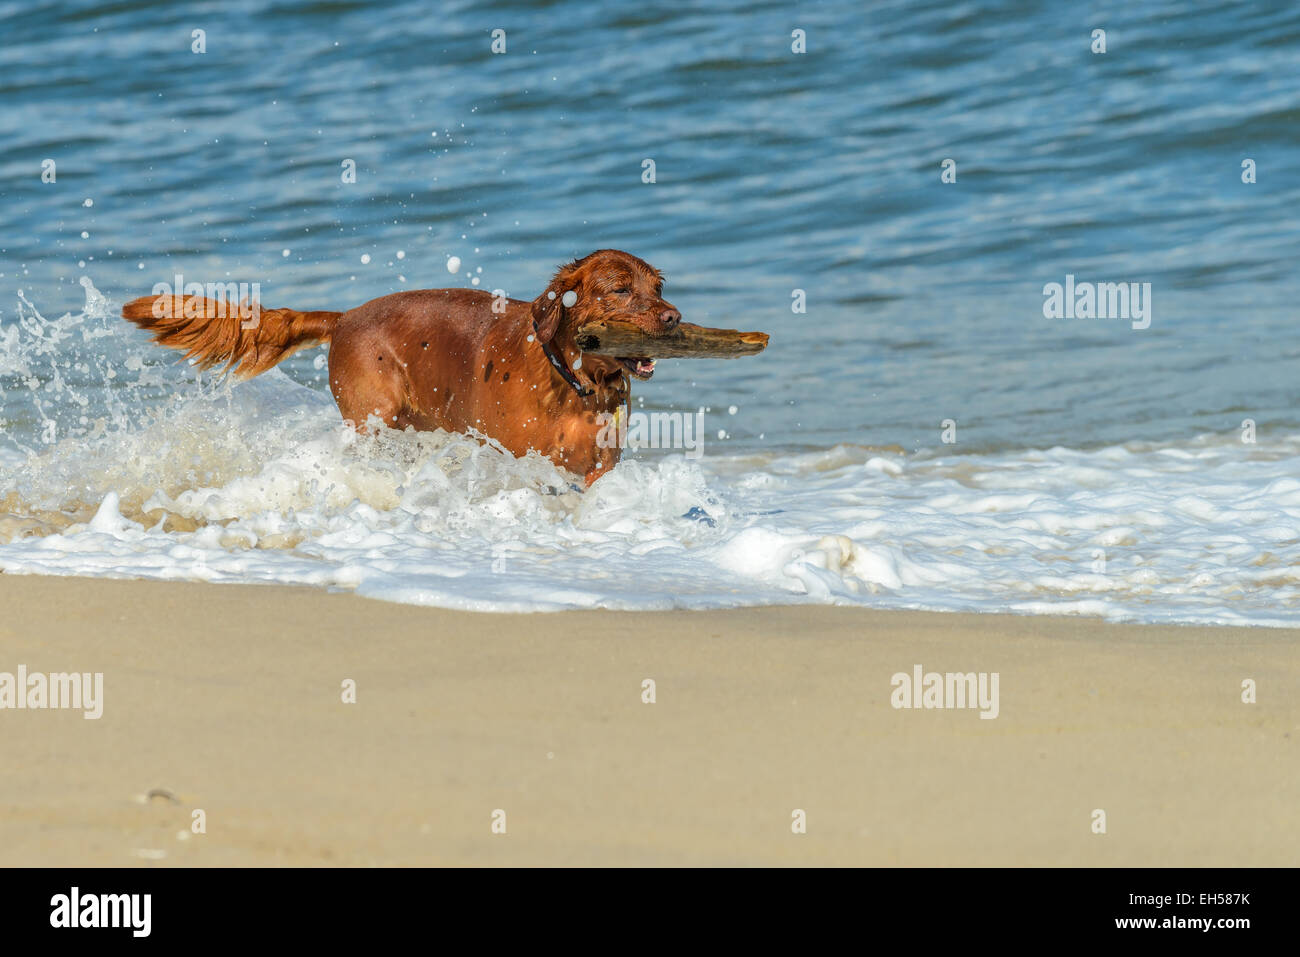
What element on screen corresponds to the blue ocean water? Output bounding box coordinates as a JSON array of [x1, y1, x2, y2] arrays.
[[1, 1, 1297, 623], [3, 0, 1298, 452]]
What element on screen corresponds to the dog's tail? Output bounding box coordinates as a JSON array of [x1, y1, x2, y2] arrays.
[[121, 294, 341, 379]]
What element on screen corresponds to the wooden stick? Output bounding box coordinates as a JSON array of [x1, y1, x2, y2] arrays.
[[574, 320, 769, 359]]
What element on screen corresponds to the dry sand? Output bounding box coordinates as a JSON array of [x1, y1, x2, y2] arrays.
[[0, 574, 1295, 866]]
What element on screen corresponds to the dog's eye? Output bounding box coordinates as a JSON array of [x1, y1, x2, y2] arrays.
[[612, 286, 630, 295]]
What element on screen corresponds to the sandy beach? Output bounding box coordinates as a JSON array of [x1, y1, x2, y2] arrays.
[[0, 573, 1295, 867]]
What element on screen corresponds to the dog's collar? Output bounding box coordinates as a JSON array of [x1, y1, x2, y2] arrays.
[[534, 322, 593, 397]]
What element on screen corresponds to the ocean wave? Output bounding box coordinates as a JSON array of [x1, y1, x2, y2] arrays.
[[1, 281, 1297, 625]]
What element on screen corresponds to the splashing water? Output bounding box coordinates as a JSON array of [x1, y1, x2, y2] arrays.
[[1, 280, 1298, 625]]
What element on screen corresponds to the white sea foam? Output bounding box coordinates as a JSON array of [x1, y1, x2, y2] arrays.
[[1, 283, 1297, 625]]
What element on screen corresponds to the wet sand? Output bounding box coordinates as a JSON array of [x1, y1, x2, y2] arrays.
[[0, 574, 1295, 866]]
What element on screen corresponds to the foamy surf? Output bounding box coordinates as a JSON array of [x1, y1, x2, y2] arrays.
[[1, 281, 1297, 625]]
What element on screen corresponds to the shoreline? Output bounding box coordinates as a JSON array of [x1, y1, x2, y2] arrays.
[[1, 573, 1296, 866]]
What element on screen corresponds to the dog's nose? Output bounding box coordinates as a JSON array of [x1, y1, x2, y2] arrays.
[[660, 308, 681, 329]]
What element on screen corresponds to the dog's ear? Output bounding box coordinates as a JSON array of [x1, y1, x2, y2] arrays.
[[530, 286, 563, 344], [531, 261, 583, 344]]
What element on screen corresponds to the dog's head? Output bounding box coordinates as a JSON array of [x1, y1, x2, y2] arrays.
[[531, 249, 680, 382]]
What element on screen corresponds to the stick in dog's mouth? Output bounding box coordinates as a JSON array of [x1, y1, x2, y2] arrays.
[[576, 320, 770, 362]]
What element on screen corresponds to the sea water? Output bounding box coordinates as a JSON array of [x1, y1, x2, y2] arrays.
[[1, 1, 1298, 624]]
